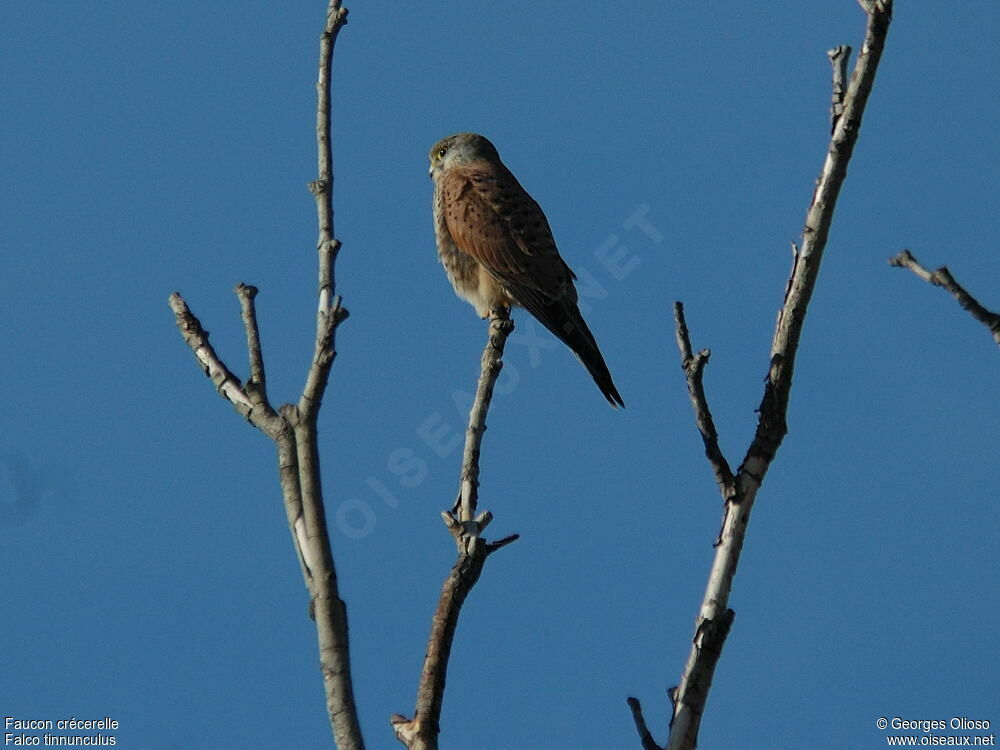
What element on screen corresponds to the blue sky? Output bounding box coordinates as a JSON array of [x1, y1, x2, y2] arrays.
[[3, 2, 998, 748]]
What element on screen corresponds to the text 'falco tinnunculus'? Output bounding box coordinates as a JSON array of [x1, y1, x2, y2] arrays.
[[429, 132, 624, 408]]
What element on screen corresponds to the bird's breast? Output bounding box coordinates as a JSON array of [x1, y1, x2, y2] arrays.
[[433, 185, 510, 318]]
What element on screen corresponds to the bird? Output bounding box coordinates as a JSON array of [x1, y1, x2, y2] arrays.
[[428, 132, 624, 408]]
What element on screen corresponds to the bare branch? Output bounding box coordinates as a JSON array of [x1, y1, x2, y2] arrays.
[[659, 4, 894, 749], [487, 533, 520, 554], [890, 250, 1000, 346], [169, 292, 253, 415], [672, 302, 736, 499], [169, 3, 362, 749], [300, 294, 348, 419], [308, 0, 349, 317], [293, 4, 364, 748], [392, 541, 489, 750], [301, 0, 350, 420], [627, 697, 663, 750], [453, 308, 515, 521], [748, 2, 892, 465], [394, 308, 518, 750], [285, 403, 363, 750], [235, 283, 271, 402], [394, 521, 518, 750]]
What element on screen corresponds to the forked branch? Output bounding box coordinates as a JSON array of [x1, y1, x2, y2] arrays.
[[392, 308, 519, 750], [629, 3, 894, 749], [673, 302, 735, 501], [169, 3, 361, 749]]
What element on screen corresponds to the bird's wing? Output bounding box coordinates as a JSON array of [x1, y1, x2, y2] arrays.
[[440, 161, 574, 305]]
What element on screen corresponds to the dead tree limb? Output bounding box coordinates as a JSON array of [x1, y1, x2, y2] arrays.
[[673, 303, 735, 503], [889, 249, 1000, 346], [392, 308, 520, 750], [169, 3, 362, 749], [628, 696, 665, 750], [629, 3, 894, 749]]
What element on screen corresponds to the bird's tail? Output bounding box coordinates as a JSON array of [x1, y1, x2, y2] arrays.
[[544, 302, 625, 408]]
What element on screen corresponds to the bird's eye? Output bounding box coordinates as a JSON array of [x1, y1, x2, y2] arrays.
[[437, 147, 447, 158]]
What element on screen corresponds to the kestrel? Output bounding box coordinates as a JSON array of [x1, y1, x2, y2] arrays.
[[429, 132, 624, 408]]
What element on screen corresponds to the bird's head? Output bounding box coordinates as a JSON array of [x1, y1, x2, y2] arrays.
[[428, 132, 500, 178]]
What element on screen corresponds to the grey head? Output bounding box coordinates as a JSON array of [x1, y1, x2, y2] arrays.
[[428, 132, 501, 178]]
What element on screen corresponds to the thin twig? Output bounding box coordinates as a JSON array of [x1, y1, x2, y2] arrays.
[[672, 302, 735, 499], [890, 250, 1000, 346], [649, 4, 894, 749], [454, 308, 515, 521], [308, 0, 348, 318], [235, 283, 270, 398], [393, 308, 518, 750], [627, 697, 663, 750], [303, 0, 350, 418], [487, 533, 520, 553]]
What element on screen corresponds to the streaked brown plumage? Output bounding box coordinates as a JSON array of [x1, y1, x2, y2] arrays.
[[429, 132, 624, 408]]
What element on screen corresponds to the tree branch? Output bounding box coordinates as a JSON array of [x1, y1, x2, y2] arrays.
[[672, 302, 736, 500], [303, 0, 350, 419], [170, 293, 252, 420], [889, 249, 1000, 346], [169, 3, 362, 749], [235, 283, 274, 408], [640, 4, 894, 749], [392, 308, 519, 750], [627, 697, 664, 750], [288, 405, 362, 750], [308, 1, 347, 319], [454, 308, 515, 521]]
